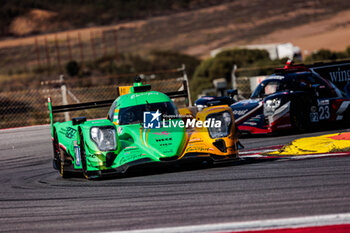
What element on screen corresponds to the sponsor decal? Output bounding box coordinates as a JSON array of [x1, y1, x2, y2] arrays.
[[189, 138, 203, 143], [269, 75, 285, 80], [130, 92, 159, 99], [202, 97, 215, 100], [243, 122, 258, 126], [318, 99, 330, 105], [159, 143, 172, 146], [251, 116, 262, 122], [336, 101, 350, 115], [119, 153, 145, 164], [232, 109, 249, 116], [73, 141, 81, 166], [162, 150, 174, 154], [185, 147, 212, 153], [235, 102, 263, 124], [329, 68, 350, 83], [65, 127, 77, 139], [155, 138, 172, 142], [152, 131, 170, 136], [310, 112, 319, 122], [117, 127, 123, 135]]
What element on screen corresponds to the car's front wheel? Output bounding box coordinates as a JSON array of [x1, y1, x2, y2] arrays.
[[79, 130, 89, 179], [53, 130, 72, 178], [342, 107, 350, 128], [59, 148, 72, 178], [290, 97, 315, 132], [52, 129, 60, 170]]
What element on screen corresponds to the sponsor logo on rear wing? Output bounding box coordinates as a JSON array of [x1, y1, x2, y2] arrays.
[[307, 61, 350, 90]]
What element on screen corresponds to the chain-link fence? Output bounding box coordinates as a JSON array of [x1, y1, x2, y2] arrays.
[[235, 75, 272, 99], [199, 66, 269, 100], [0, 68, 188, 129], [0, 29, 120, 74]]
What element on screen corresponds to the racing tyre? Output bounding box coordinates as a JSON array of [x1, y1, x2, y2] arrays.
[[52, 129, 60, 170], [53, 130, 72, 178], [79, 131, 89, 179], [290, 97, 315, 132], [343, 108, 350, 128], [79, 130, 99, 179], [59, 148, 73, 178]]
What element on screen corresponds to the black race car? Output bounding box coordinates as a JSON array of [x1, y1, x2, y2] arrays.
[[196, 64, 350, 134]]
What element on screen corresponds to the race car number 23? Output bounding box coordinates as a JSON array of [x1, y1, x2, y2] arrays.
[[319, 105, 330, 120], [310, 105, 330, 122]]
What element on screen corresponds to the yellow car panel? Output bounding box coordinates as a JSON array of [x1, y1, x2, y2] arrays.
[[179, 105, 239, 161]]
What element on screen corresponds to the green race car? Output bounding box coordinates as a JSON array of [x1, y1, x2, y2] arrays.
[[49, 78, 239, 179]]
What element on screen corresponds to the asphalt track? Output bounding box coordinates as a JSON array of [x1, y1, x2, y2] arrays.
[[0, 125, 349, 232]]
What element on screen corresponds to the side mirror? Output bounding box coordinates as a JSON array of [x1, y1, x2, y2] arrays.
[[311, 84, 320, 89], [207, 100, 222, 107], [311, 84, 320, 97], [227, 89, 238, 98], [299, 82, 307, 89], [72, 117, 86, 125]]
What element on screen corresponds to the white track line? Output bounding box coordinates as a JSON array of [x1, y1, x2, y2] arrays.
[[239, 149, 277, 155], [105, 213, 350, 233], [240, 152, 350, 159], [240, 154, 265, 158], [289, 152, 350, 160]]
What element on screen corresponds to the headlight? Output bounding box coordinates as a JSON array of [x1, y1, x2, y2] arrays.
[[206, 111, 232, 138], [264, 98, 281, 116], [90, 127, 116, 151]]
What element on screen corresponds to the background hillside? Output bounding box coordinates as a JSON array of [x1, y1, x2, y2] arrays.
[[1, 0, 350, 91], [2, 0, 350, 128], [0, 0, 228, 37], [2, 0, 350, 57]]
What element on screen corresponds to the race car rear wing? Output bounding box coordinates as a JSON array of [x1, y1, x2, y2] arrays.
[[276, 59, 350, 92], [48, 87, 189, 113], [49, 99, 114, 113], [48, 84, 190, 132]]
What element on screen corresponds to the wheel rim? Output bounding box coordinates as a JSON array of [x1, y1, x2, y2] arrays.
[[60, 161, 64, 177]]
